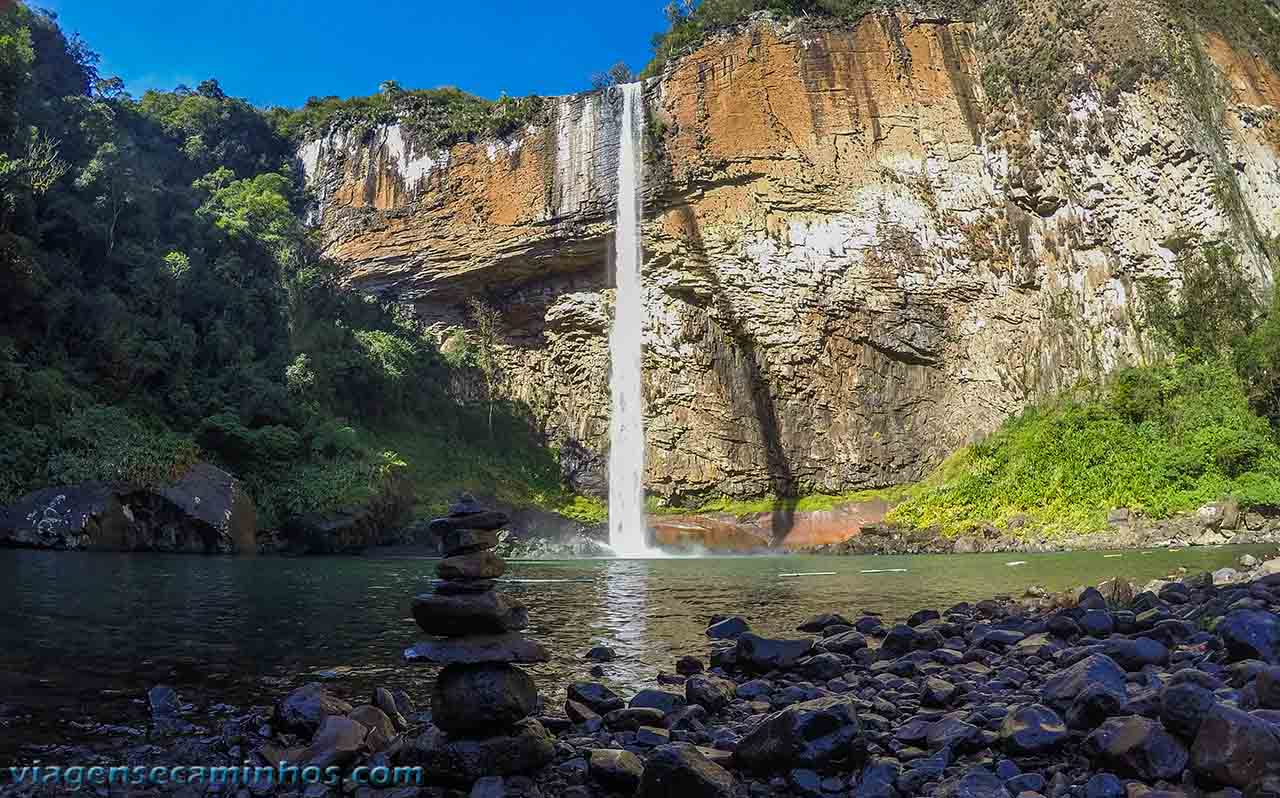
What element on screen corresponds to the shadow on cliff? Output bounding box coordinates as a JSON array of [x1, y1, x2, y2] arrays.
[[670, 205, 799, 544]]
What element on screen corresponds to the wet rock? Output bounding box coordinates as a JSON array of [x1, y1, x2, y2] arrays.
[[429, 511, 510, 534], [431, 663, 538, 734], [640, 742, 734, 798], [404, 633, 550, 665], [706, 616, 750, 639], [438, 529, 502, 556], [735, 633, 816, 671], [1218, 609, 1280, 664], [585, 645, 617, 662], [735, 696, 865, 771], [1084, 716, 1188, 781], [567, 682, 625, 714], [412, 591, 528, 636], [630, 688, 687, 715], [436, 551, 506, 580], [636, 725, 672, 747], [686, 675, 736, 713], [803, 652, 846, 681], [1067, 682, 1129, 729], [1190, 703, 1280, 788], [565, 700, 600, 725], [274, 683, 353, 736], [589, 748, 644, 792], [999, 704, 1067, 754], [676, 655, 704, 675]]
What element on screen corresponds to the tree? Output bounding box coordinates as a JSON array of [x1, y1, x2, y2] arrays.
[[591, 61, 636, 90], [74, 138, 146, 252], [467, 297, 502, 437]]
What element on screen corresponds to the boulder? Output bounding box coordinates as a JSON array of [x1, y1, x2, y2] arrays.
[[640, 743, 734, 798], [431, 664, 538, 734], [1190, 703, 1280, 788], [157, 462, 257, 554], [373, 687, 410, 731], [798, 613, 853, 632], [1100, 638, 1169, 671], [411, 591, 528, 636], [349, 704, 397, 746], [404, 633, 549, 665], [735, 633, 816, 671], [437, 551, 506, 580], [1043, 654, 1127, 708], [926, 717, 983, 752], [629, 688, 686, 715], [1084, 716, 1188, 781], [0, 483, 129, 550], [438, 529, 502, 556], [274, 683, 353, 736], [567, 682, 625, 714], [604, 707, 665, 730], [686, 675, 736, 713], [1160, 682, 1215, 740], [1218, 609, 1280, 664], [589, 748, 645, 792], [706, 616, 750, 639], [585, 645, 617, 662], [283, 508, 378, 555], [297, 715, 368, 769], [735, 696, 865, 771], [399, 717, 554, 785], [676, 655, 704, 675], [999, 704, 1068, 754], [822, 630, 868, 655]]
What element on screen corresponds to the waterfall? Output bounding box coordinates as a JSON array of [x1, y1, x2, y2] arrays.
[[607, 83, 650, 557]]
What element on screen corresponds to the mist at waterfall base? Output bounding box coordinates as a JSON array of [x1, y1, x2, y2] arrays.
[[606, 82, 660, 559]]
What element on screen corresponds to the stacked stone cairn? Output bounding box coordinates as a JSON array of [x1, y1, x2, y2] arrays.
[[402, 494, 555, 784]]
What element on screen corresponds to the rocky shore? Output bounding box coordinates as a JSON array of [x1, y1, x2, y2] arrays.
[[9, 545, 1280, 797]]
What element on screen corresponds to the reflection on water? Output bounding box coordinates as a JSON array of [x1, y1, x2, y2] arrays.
[[0, 545, 1272, 757]]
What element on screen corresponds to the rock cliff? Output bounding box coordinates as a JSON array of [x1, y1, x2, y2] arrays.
[[302, 4, 1280, 504]]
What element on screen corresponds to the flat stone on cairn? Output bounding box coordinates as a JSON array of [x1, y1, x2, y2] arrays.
[[402, 494, 552, 781]]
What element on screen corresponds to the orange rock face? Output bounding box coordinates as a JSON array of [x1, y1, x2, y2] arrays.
[[303, 11, 1280, 503], [650, 499, 890, 551]]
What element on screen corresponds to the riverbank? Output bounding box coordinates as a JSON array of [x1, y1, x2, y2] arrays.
[[4, 551, 1280, 796]]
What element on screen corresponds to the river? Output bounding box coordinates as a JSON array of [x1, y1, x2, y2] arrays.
[[0, 545, 1271, 758]]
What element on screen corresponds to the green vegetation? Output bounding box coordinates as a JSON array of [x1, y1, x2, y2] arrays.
[[273, 82, 545, 147], [889, 242, 1280, 536], [0, 4, 578, 529]]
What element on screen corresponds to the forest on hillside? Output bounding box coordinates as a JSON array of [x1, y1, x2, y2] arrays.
[[0, 4, 576, 530]]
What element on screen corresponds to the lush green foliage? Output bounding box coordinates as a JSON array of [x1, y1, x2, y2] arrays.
[[0, 4, 577, 529], [273, 83, 545, 148], [891, 243, 1280, 536]]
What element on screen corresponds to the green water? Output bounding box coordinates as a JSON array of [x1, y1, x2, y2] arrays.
[[0, 545, 1271, 757]]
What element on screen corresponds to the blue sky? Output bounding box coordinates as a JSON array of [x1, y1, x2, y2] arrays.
[[39, 1, 669, 107]]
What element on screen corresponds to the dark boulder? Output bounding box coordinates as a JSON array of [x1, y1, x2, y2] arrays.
[[398, 717, 554, 785], [436, 550, 505, 580], [999, 704, 1068, 754], [640, 743, 734, 798], [686, 676, 736, 713], [706, 616, 750, 639], [927, 717, 984, 752], [630, 688, 686, 715], [403, 632, 549, 665], [585, 645, 617, 662], [735, 696, 865, 771], [431, 663, 538, 734], [736, 633, 815, 671], [1190, 703, 1280, 789], [589, 748, 645, 792], [411, 590, 528, 636], [567, 682, 625, 714], [274, 683, 353, 736], [1160, 682, 1216, 740], [1219, 610, 1280, 664], [933, 771, 1011, 798], [1043, 654, 1127, 708], [1084, 716, 1188, 781], [799, 613, 853, 632], [1100, 637, 1169, 671], [822, 630, 869, 655], [0, 483, 129, 551]]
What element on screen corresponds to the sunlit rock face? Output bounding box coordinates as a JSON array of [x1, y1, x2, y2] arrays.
[[302, 10, 1280, 503]]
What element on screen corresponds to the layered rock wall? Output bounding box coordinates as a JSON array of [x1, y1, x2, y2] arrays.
[[302, 8, 1280, 502]]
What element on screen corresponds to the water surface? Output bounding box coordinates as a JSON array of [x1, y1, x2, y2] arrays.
[[0, 546, 1270, 757]]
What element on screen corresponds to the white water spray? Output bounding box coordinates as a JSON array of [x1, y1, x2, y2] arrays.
[[607, 83, 651, 557]]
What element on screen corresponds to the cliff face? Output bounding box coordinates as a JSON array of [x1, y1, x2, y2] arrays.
[[302, 7, 1280, 503]]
